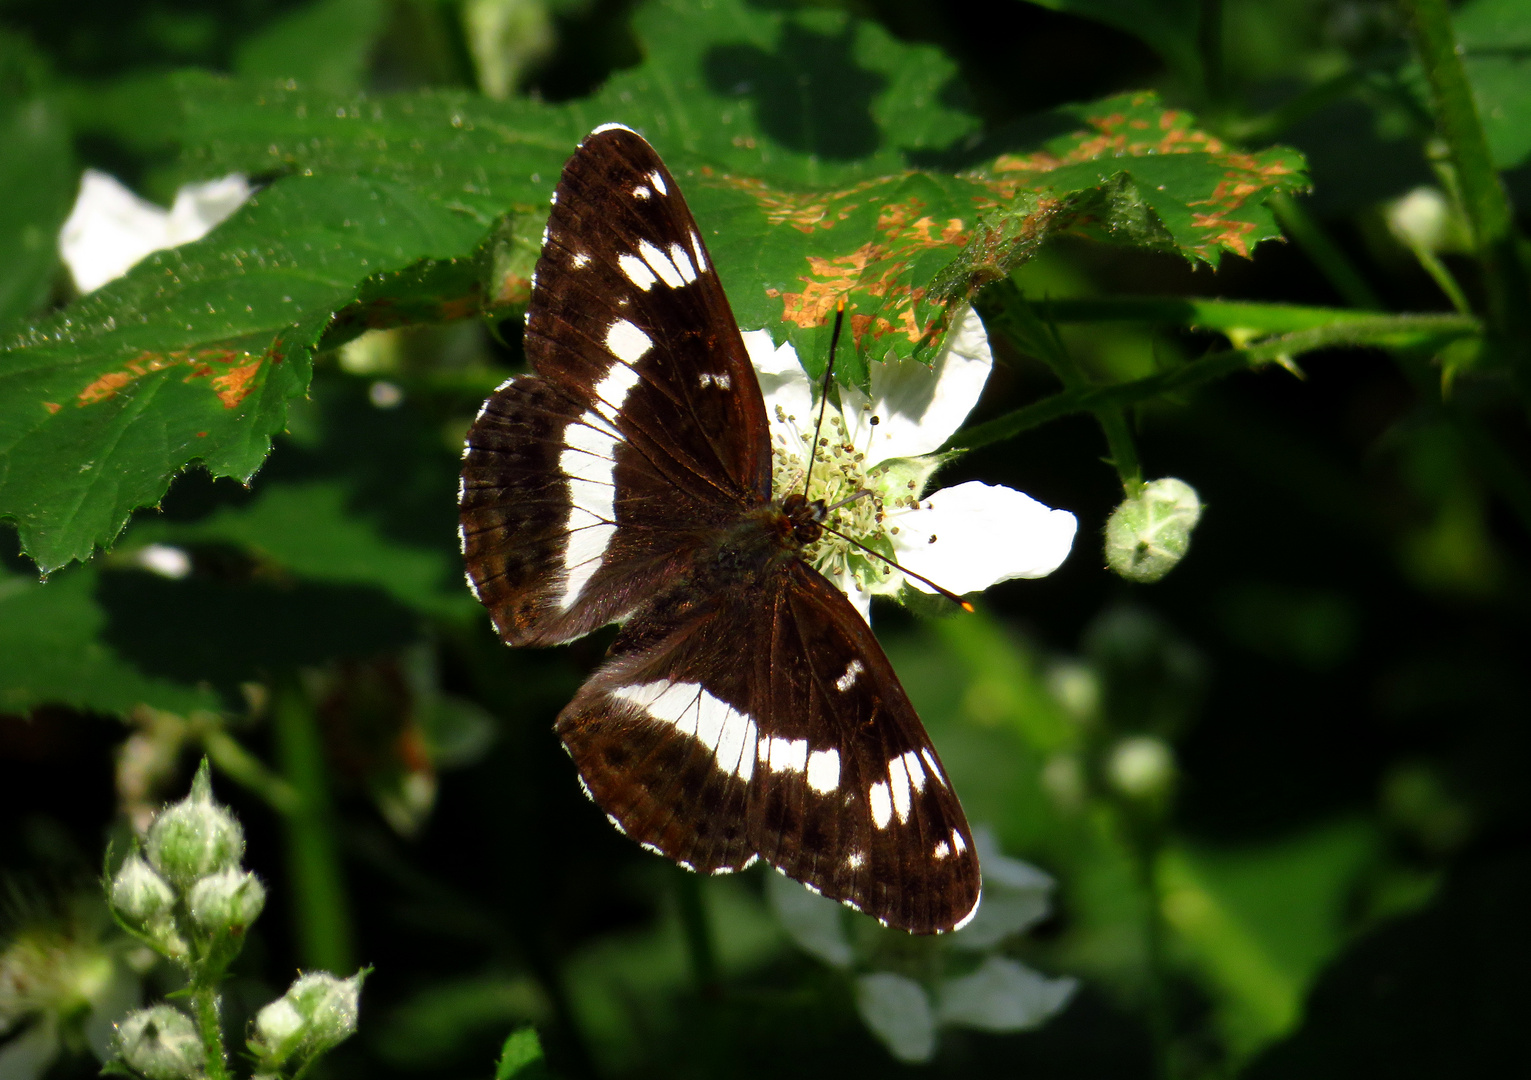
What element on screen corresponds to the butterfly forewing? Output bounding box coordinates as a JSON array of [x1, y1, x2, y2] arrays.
[[461, 126, 770, 645], [461, 124, 983, 933]]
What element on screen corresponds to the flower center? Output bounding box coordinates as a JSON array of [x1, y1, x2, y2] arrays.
[[769, 401, 902, 595]]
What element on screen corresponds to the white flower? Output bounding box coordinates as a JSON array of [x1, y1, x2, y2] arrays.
[[745, 307, 1077, 622], [59, 169, 252, 293]]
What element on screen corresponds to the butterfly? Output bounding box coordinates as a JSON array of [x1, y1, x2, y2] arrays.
[[458, 124, 981, 933]]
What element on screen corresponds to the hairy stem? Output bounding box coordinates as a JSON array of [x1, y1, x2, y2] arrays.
[[272, 675, 354, 973], [190, 978, 229, 1080]]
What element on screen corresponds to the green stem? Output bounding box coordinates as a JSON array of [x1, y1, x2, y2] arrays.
[[1135, 839, 1174, 1080], [1407, 240, 1474, 315], [982, 281, 1145, 493], [1031, 297, 1396, 333], [201, 727, 303, 817], [674, 870, 720, 996], [1269, 193, 1386, 311], [272, 676, 354, 973], [1399, 0, 1531, 391], [190, 978, 230, 1080], [946, 314, 1480, 453]]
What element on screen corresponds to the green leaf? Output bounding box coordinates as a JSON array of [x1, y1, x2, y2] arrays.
[[233, 0, 387, 95], [0, 563, 217, 715], [495, 1027, 551, 1080], [0, 173, 490, 572], [1160, 820, 1383, 1061], [1453, 0, 1531, 169], [0, 33, 74, 326]]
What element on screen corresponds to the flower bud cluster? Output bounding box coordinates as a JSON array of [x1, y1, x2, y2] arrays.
[[107, 760, 265, 962], [248, 971, 366, 1076]]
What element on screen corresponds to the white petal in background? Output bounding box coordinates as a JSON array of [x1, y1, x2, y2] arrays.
[[59, 170, 252, 293], [841, 305, 994, 463], [890, 481, 1078, 595], [855, 972, 937, 1064], [935, 955, 1078, 1032]]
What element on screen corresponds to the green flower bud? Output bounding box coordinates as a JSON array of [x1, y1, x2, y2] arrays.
[[188, 869, 265, 935], [1105, 478, 1203, 583], [109, 853, 175, 924], [1106, 735, 1175, 800], [115, 1005, 201, 1080], [145, 761, 244, 890]]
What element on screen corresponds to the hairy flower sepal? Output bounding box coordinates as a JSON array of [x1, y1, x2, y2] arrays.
[[746, 306, 1077, 621]]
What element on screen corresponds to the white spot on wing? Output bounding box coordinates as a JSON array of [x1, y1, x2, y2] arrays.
[[845, 851, 865, 870], [903, 749, 926, 793], [618, 253, 657, 291], [638, 239, 686, 288], [632, 185, 651, 199], [604, 319, 652, 364], [698, 373, 732, 390], [869, 781, 892, 829], [557, 411, 623, 609], [921, 747, 948, 787], [668, 243, 698, 283], [689, 230, 708, 272], [606, 812, 627, 835], [571, 251, 590, 268], [934, 839, 951, 858], [648, 170, 668, 195], [590, 122, 635, 136], [613, 681, 756, 781], [763, 736, 808, 774], [463, 569, 481, 600], [887, 755, 912, 823], [953, 828, 967, 853], [835, 659, 864, 692], [806, 748, 840, 793]]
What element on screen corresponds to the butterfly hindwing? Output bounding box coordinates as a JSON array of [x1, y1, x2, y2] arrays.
[[556, 560, 981, 933], [461, 126, 770, 645]]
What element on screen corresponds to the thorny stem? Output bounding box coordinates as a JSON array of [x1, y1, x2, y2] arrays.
[[1399, 0, 1531, 395], [947, 313, 1480, 453]]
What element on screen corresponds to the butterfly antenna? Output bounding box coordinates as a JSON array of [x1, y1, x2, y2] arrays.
[[802, 300, 847, 502], [818, 521, 975, 612]]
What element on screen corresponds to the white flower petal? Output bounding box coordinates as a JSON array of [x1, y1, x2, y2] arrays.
[[745, 330, 816, 455], [59, 170, 251, 294], [889, 481, 1076, 594], [166, 175, 253, 245], [843, 305, 993, 463], [59, 170, 174, 293]]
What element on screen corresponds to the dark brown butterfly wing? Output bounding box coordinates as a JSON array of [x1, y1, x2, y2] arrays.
[[556, 559, 981, 934], [460, 125, 769, 645]]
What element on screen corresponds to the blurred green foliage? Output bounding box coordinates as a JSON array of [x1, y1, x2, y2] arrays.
[[2, 0, 1531, 1078]]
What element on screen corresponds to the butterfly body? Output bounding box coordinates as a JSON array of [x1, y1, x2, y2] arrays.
[[461, 124, 981, 933]]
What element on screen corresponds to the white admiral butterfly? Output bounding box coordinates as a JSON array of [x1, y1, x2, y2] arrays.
[[459, 125, 981, 933]]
